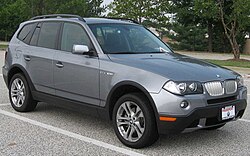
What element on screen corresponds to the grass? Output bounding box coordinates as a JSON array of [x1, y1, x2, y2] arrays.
[[205, 59, 250, 68], [0, 44, 8, 50]]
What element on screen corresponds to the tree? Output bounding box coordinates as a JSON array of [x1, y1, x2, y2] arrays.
[[107, 0, 170, 33], [55, 0, 104, 17], [170, 0, 250, 58], [194, 0, 219, 52], [169, 0, 208, 51], [217, 0, 250, 59], [0, 0, 30, 41], [0, 0, 104, 41]]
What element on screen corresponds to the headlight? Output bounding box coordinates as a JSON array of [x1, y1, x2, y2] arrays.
[[163, 81, 203, 95], [236, 76, 244, 87]]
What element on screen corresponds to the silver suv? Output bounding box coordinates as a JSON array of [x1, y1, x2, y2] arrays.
[[2, 14, 247, 148]]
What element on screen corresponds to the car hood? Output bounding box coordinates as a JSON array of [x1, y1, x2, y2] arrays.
[[107, 53, 239, 82]]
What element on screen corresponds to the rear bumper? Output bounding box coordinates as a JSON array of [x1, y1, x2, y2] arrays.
[[158, 99, 247, 134]]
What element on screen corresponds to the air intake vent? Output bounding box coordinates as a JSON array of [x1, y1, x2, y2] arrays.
[[207, 96, 237, 105]]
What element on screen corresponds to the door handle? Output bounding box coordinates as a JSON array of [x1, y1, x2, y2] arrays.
[[24, 55, 31, 61], [56, 61, 64, 68]]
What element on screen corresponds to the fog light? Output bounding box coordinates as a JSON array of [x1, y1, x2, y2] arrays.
[[180, 101, 189, 109]]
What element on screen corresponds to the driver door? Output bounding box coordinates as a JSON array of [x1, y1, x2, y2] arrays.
[[53, 22, 100, 106]]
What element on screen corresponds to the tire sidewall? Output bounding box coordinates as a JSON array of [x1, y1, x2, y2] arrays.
[[9, 73, 32, 112], [112, 93, 158, 148]]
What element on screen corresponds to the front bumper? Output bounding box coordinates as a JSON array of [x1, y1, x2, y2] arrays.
[[157, 99, 247, 134], [150, 86, 247, 134]]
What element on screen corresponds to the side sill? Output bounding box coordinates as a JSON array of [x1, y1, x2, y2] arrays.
[[32, 91, 110, 121]]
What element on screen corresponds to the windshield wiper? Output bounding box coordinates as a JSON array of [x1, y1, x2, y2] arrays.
[[109, 52, 137, 54]]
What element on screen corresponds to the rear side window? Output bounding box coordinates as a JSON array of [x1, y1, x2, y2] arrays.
[[30, 23, 41, 46], [61, 23, 92, 52], [17, 23, 36, 44], [37, 22, 61, 49]]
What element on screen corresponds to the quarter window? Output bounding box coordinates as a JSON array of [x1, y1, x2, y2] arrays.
[[37, 22, 61, 49], [61, 23, 92, 52], [17, 23, 36, 44]]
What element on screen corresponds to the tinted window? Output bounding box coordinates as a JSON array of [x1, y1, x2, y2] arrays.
[[17, 23, 36, 44], [61, 23, 92, 52], [30, 23, 41, 46], [37, 22, 61, 49]]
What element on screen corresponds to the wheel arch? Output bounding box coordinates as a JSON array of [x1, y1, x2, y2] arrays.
[[106, 81, 159, 123], [7, 64, 35, 91]]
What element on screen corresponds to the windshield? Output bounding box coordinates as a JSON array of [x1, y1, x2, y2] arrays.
[[88, 24, 172, 54]]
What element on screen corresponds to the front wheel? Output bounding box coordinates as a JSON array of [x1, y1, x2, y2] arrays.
[[9, 73, 37, 112], [112, 93, 158, 148]]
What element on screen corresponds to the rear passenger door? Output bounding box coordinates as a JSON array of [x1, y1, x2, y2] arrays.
[[25, 22, 61, 94], [54, 22, 100, 106]]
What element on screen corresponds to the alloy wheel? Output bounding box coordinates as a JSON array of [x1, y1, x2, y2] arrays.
[[10, 78, 26, 107], [116, 101, 145, 142]]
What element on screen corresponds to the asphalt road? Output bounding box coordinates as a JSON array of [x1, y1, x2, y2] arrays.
[[0, 51, 250, 156]]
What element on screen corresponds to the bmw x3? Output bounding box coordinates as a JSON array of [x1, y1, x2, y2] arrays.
[[2, 14, 247, 148]]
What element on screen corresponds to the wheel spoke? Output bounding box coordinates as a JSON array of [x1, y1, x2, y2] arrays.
[[11, 89, 18, 96], [122, 103, 131, 116], [117, 120, 130, 127], [117, 115, 130, 121], [126, 125, 135, 141], [134, 122, 144, 136], [16, 95, 21, 106], [17, 80, 22, 89], [13, 79, 19, 89], [135, 108, 142, 118], [20, 83, 24, 90], [11, 93, 18, 97], [125, 102, 134, 115], [11, 89, 18, 93], [20, 95, 25, 104]]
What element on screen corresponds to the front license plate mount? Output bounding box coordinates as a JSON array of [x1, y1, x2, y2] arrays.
[[221, 105, 235, 120]]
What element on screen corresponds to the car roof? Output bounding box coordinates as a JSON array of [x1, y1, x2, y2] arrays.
[[83, 18, 138, 25], [24, 14, 139, 26]]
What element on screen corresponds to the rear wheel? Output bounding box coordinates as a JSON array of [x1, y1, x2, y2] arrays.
[[112, 93, 158, 148], [9, 73, 37, 112]]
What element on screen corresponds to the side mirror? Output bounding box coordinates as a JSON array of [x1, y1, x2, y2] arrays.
[[72, 45, 89, 55]]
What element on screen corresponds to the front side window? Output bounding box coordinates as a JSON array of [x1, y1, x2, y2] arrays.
[[37, 22, 61, 49], [61, 23, 92, 52], [89, 24, 171, 54]]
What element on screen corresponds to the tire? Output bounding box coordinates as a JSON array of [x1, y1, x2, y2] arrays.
[[9, 73, 37, 112], [203, 124, 226, 130], [112, 93, 159, 148]]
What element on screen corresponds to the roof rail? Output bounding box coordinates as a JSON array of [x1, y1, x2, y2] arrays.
[[30, 14, 85, 22], [106, 17, 139, 24]]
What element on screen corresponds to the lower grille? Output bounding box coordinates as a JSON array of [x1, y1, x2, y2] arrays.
[[207, 96, 237, 105]]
